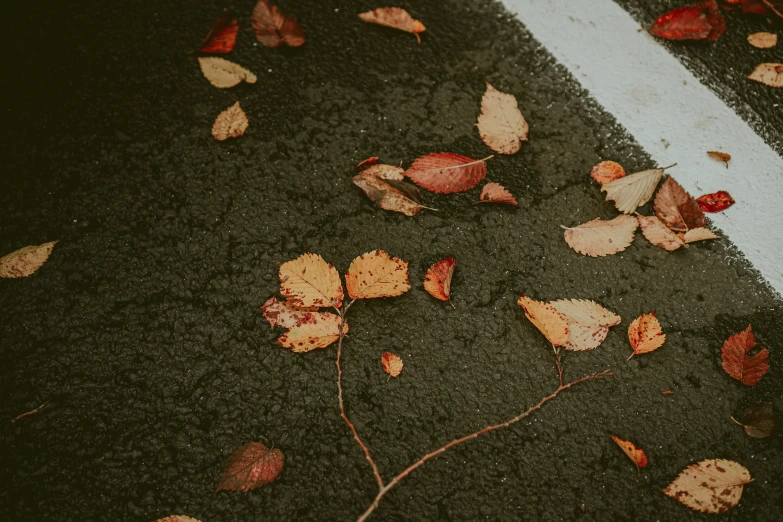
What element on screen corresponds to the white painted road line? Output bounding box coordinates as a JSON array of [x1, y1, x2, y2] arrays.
[[502, 0, 783, 296]]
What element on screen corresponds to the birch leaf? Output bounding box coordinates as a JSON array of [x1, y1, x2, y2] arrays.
[[732, 403, 776, 439], [277, 312, 344, 352], [381, 352, 404, 377], [654, 177, 706, 232], [627, 312, 665, 359], [638, 214, 687, 251], [212, 101, 248, 141], [0, 241, 57, 278], [353, 172, 428, 216], [601, 167, 665, 213], [517, 295, 569, 346], [562, 215, 638, 257], [747, 32, 777, 49], [216, 442, 284, 492], [345, 250, 410, 299], [359, 163, 405, 181], [611, 435, 649, 473], [748, 63, 783, 87], [697, 191, 734, 212], [477, 83, 529, 154], [405, 153, 491, 194], [198, 57, 257, 88], [358, 7, 426, 44], [279, 253, 343, 308], [194, 17, 239, 54], [590, 161, 626, 184], [663, 459, 751, 514], [423, 257, 457, 306], [252, 0, 305, 48], [476, 182, 518, 206], [550, 299, 621, 351], [721, 325, 769, 386], [683, 227, 720, 243], [261, 296, 318, 329]]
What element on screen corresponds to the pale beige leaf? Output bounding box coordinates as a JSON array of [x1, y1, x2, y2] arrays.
[[261, 296, 318, 329], [683, 227, 720, 243], [155, 517, 202, 522], [477, 182, 518, 206], [0, 241, 57, 278], [212, 101, 248, 141], [628, 312, 665, 359], [361, 163, 405, 181], [748, 63, 783, 88], [562, 215, 638, 257], [517, 295, 569, 346], [198, 56, 257, 88], [353, 172, 427, 216], [663, 459, 751, 514], [279, 253, 343, 308], [638, 214, 687, 251], [477, 83, 529, 154], [550, 299, 621, 351], [277, 312, 344, 353], [345, 250, 410, 299], [747, 32, 777, 49], [358, 7, 426, 43], [381, 352, 404, 377], [601, 168, 664, 213]]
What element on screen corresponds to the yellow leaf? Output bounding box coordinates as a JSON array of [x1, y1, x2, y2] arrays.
[[277, 312, 344, 353], [517, 295, 569, 346], [664, 459, 751, 514], [562, 215, 638, 257], [477, 83, 529, 155], [345, 250, 410, 299], [212, 101, 248, 141], [550, 299, 621, 351], [198, 56, 257, 88], [0, 241, 57, 278], [279, 253, 343, 308]]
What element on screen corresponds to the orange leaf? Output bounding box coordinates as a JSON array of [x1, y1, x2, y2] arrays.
[[653, 177, 706, 232], [251, 1, 305, 48], [358, 7, 426, 44], [0, 241, 57, 278], [476, 182, 518, 206], [611, 435, 649, 472], [194, 17, 239, 54], [517, 295, 569, 346], [590, 161, 626, 185], [405, 153, 491, 194], [276, 312, 344, 353], [279, 253, 343, 308], [748, 63, 783, 88], [562, 215, 638, 257], [663, 459, 751, 514], [216, 442, 284, 492], [747, 32, 777, 49], [707, 150, 731, 167], [720, 325, 769, 386], [345, 250, 410, 299], [627, 312, 665, 359], [212, 101, 248, 141], [381, 352, 404, 377], [423, 257, 457, 306], [155, 517, 202, 522], [549, 299, 621, 351], [261, 296, 318, 329], [477, 83, 529, 154], [637, 214, 687, 251]]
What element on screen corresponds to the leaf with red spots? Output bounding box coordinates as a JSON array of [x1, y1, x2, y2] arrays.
[[0, 241, 57, 278], [252, 0, 305, 48], [276, 312, 345, 352], [279, 253, 343, 308], [517, 296, 569, 346], [261, 296, 318, 329], [550, 299, 621, 351], [663, 459, 751, 514], [405, 153, 492, 194], [345, 250, 411, 299], [590, 161, 626, 185], [475, 182, 519, 206], [732, 402, 777, 439], [381, 352, 404, 378], [194, 16, 239, 54], [217, 442, 284, 492], [423, 257, 457, 307], [358, 7, 426, 44], [721, 325, 769, 386], [748, 63, 783, 87], [697, 191, 735, 212], [611, 435, 649, 476], [654, 177, 706, 232], [627, 312, 665, 360], [649, 0, 726, 41], [637, 214, 687, 251], [562, 215, 638, 257]]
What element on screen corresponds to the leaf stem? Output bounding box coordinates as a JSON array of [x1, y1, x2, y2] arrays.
[[10, 401, 49, 423], [660, 163, 678, 171]]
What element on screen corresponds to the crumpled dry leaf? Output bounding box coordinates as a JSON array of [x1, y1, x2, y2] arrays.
[[198, 56, 257, 88], [649, 0, 726, 41], [663, 459, 751, 514], [217, 442, 284, 492], [252, 0, 305, 47], [212, 101, 248, 141], [477, 83, 529, 154], [517, 295, 569, 346], [277, 312, 344, 352], [261, 296, 318, 329], [601, 167, 665, 213], [359, 163, 404, 181], [748, 63, 783, 87], [345, 250, 410, 299], [353, 171, 429, 216], [721, 325, 769, 386], [697, 190, 735, 212], [707, 150, 731, 167], [654, 177, 706, 232], [590, 161, 626, 185], [381, 352, 404, 378], [423, 257, 457, 306], [683, 227, 720, 243], [562, 215, 638, 257], [358, 7, 426, 44], [476, 182, 518, 206], [0, 241, 57, 278], [155, 516, 202, 522], [279, 253, 343, 308], [732, 402, 777, 439], [627, 312, 665, 359], [194, 17, 239, 54], [638, 214, 687, 251], [550, 299, 621, 351], [611, 435, 649, 474], [747, 32, 778, 48], [405, 153, 491, 194]]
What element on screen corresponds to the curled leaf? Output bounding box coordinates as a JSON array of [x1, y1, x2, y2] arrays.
[[683, 227, 720, 243], [562, 214, 638, 257], [194, 17, 239, 54], [638, 214, 687, 251], [590, 161, 626, 185], [356, 156, 379, 169], [477, 83, 529, 154], [212, 101, 248, 141], [252, 0, 305, 48], [517, 295, 569, 346], [611, 435, 649, 473], [627, 312, 665, 359], [747, 32, 777, 49], [277, 312, 344, 352], [721, 325, 769, 386], [279, 253, 343, 308], [0, 241, 57, 278], [663, 459, 751, 514], [405, 153, 491, 194], [353, 172, 429, 216], [732, 403, 777, 439], [649, 0, 726, 41], [550, 299, 621, 351], [423, 257, 457, 306], [358, 7, 426, 44], [261, 296, 318, 329], [217, 442, 284, 492], [198, 57, 257, 88], [707, 150, 731, 167], [601, 167, 665, 213], [381, 352, 404, 378], [654, 177, 706, 232], [476, 182, 518, 206], [345, 250, 410, 299], [748, 63, 783, 88], [359, 163, 404, 181], [697, 190, 735, 212]]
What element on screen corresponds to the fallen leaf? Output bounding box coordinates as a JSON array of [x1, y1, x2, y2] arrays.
[[212, 101, 248, 141], [649, 0, 726, 41], [277, 312, 344, 352], [279, 253, 343, 308], [0, 241, 57, 278], [562, 215, 638, 257], [517, 295, 569, 346], [611, 435, 649, 474], [732, 403, 777, 438], [381, 352, 404, 377], [741, 0, 783, 19], [590, 161, 626, 185], [477, 83, 529, 154], [423, 257, 457, 306], [353, 172, 429, 216], [155, 517, 202, 522], [261, 296, 318, 329], [356, 156, 379, 169], [683, 227, 720, 243], [358, 7, 426, 44], [663, 459, 751, 514], [251, 0, 305, 48], [654, 177, 706, 232], [721, 325, 769, 386], [194, 17, 239, 54], [345, 250, 411, 299], [697, 190, 735, 212], [405, 153, 491, 194], [358, 163, 405, 181], [627, 312, 665, 359], [475, 182, 519, 206], [707, 150, 731, 167], [638, 214, 687, 251], [601, 166, 666, 213], [217, 442, 284, 492], [748, 63, 783, 87], [662, 390, 674, 396], [550, 299, 621, 351], [198, 57, 257, 88]]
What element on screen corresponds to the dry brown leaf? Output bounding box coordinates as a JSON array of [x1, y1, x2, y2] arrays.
[[562, 215, 638, 257], [381, 352, 404, 378], [476, 182, 518, 206], [279, 253, 343, 308], [732, 403, 777, 439], [212, 101, 248, 141], [0, 241, 57, 278], [360, 163, 405, 181], [683, 227, 720, 243], [550, 299, 621, 351], [517, 295, 569, 346], [721, 325, 769, 386], [198, 57, 257, 88], [345, 250, 410, 299], [155, 517, 202, 522], [627, 312, 665, 359], [601, 167, 666, 213], [477, 83, 529, 154], [654, 177, 706, 232], [611, 435, 649, 473], [261, 296, 318, 329], [353, 172, 429, 216], [590, 161, 626, 184], [637, 214, 687, 251], [277, 312, 344, 352], [747, 32, 777, 48], [707, 150, 731, 167], [252, 0, 305, 48], [217, 442, 284, 492], [748, 63, 783, 87], [423, 257, 457, 305], [358, 7, 426, 43], [663, 459, 751, 514]]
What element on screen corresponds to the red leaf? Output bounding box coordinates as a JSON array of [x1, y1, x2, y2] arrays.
[[356, 156, 379, 169], [721, 325, 770, 386], [653, 177, 706, 232], [423, 257, 457, 305], [649, 0, 726, 41], [611, 435, 649, 471], [251, 1, 305, 48], [741, 0, 783, 18], [217, 442, 284, 492], [405, 153, 491, 194], [195, 17, 239, 54], [697, 191, 735, 212]]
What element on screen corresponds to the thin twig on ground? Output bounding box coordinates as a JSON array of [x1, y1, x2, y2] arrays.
[[10, 401, 49, 423]]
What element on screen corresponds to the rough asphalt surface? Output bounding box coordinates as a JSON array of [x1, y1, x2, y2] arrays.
[[1, 1, 781, 521]]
